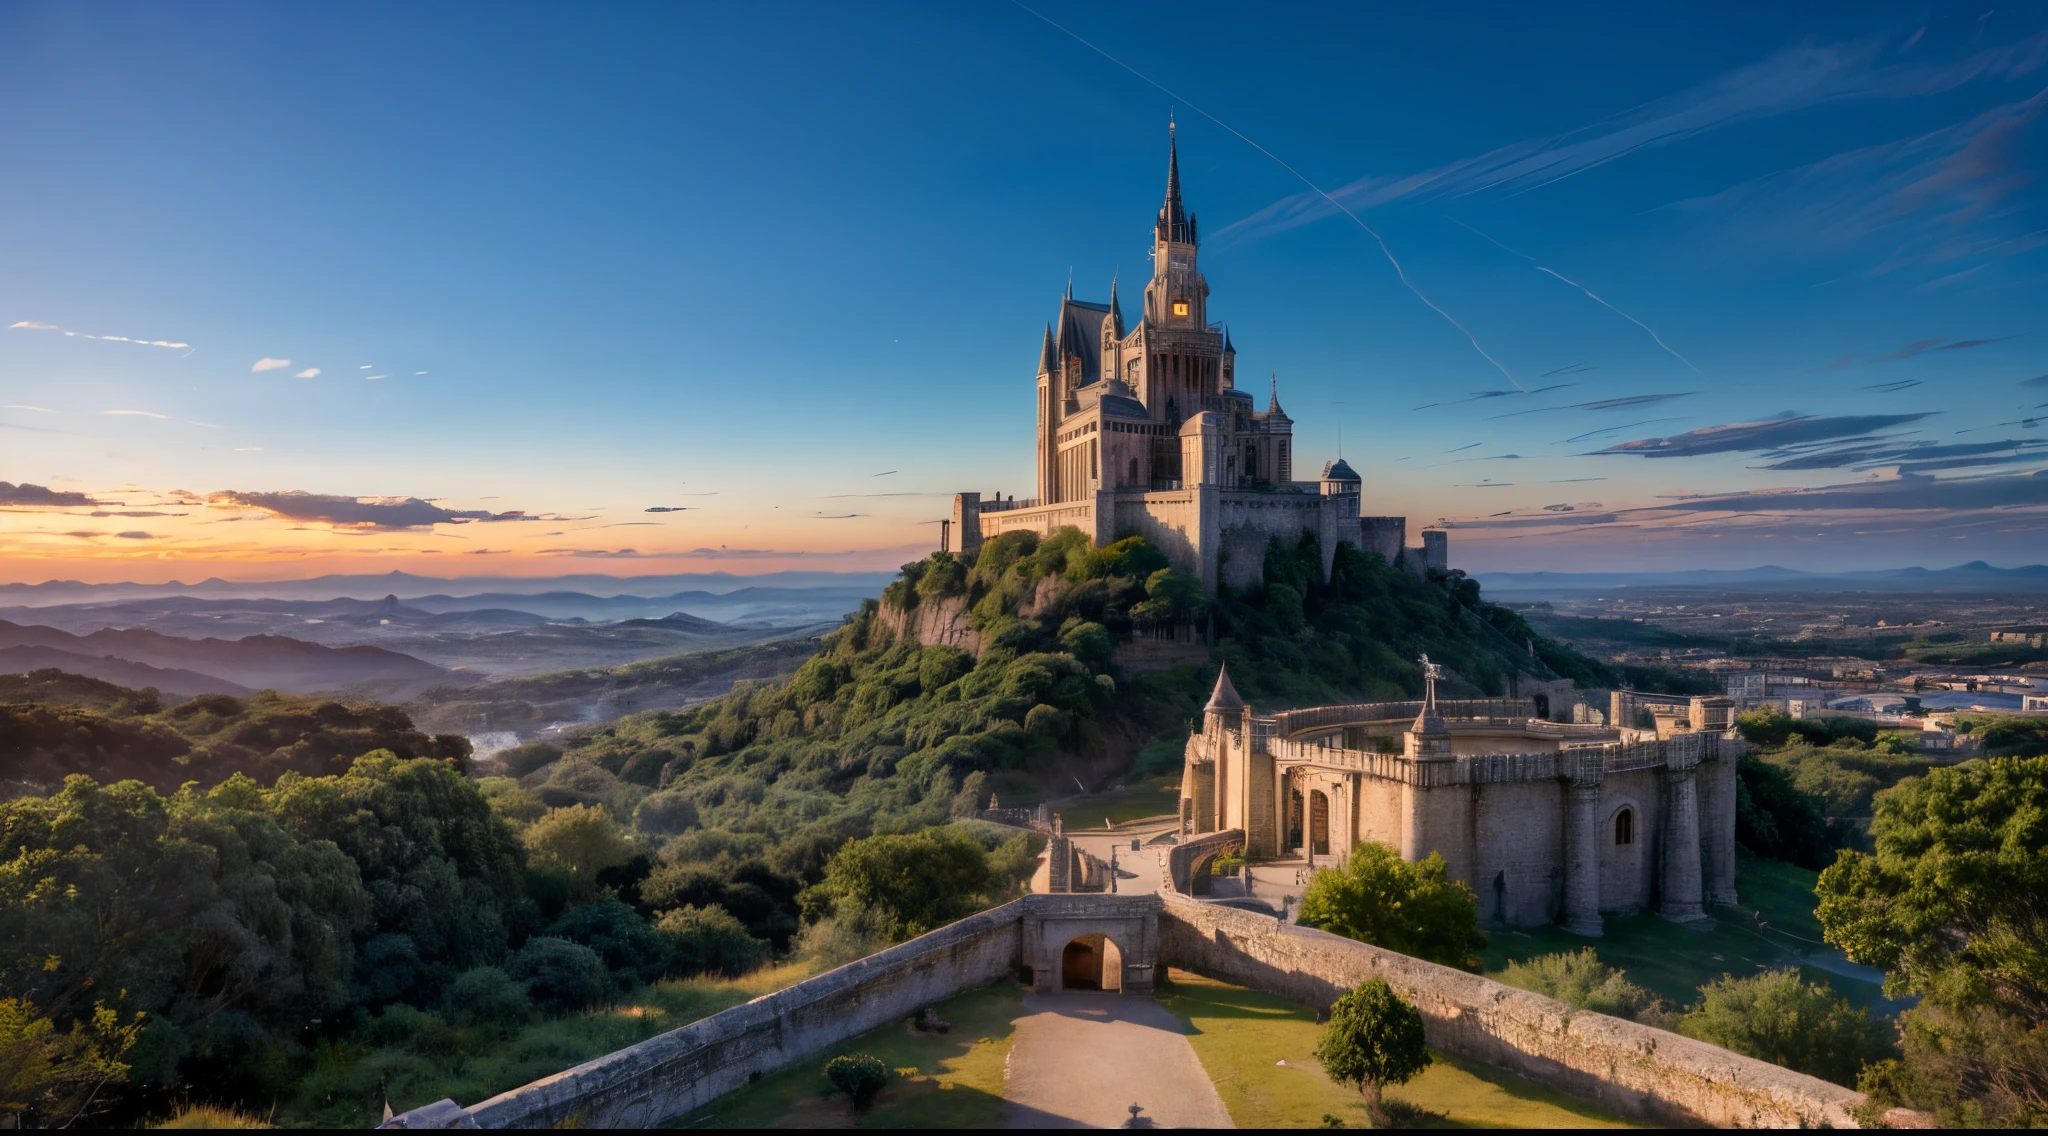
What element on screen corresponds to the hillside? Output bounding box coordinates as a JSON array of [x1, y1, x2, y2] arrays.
[[503, 528, 1619, 859], [0, 669, 469, 793]]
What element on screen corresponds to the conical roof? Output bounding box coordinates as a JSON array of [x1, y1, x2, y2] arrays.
[[1156, 122, 1194, 245], [1321, 458, 1360, 482], [1204, 662, 1245, 713], [1038, 324, 1056, 375]]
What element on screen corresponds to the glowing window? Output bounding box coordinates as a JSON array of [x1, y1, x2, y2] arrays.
[[1172, 301, 1189, 316]]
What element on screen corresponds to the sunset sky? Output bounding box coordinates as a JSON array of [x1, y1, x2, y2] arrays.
[[5, 1, 2048, 583]]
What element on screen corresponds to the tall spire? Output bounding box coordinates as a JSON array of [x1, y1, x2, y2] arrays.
[[1268, 371, 1284, 416], [1109, 270, 1123, 333], [1156, 120, 1192, 246], [1038, 323, 1056, 375]]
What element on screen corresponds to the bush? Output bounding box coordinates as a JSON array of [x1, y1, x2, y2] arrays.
[[544, 898, 670, 985], [813, 827, 998, 939], [507, 937, 611, 1013], [824, 1052, 889, 1110], [631, 790, 699, 837], [442, 966, 530, 1025], [1734, 755, 1838, 870], [497, 741, 564, 777], [1298, 843, 1486, 968], [523, 804, 637, 895], [1494, 949, 1668, 1025], [655, 905, 768, 978], [1677, 970, 1889, 1087]]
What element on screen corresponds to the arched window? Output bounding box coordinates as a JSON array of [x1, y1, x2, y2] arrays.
[[1614, 808, 1633, 846], [1128, 457, 1139, 485]]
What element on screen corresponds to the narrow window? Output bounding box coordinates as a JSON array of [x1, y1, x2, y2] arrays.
[[1614, 809, 1633, 846], [1173, 301, 1189, 316]]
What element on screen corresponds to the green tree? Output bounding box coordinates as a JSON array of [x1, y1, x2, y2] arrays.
[[655, 905, 768, 978], [812, 827, 996, 939], [1733, 755, 1837, 870], [506, 937, 611, 1013], [1493, 949, 1668, 1025], [521, 803, 636, 897], [543, 898, 670, 986], [1676, 970, 1887, 1087], [0, 998, 142, 1128], [1314, 979, 1431, 1126], [1297, 843, 1486, 968], [1816, 755, 2048, 1123]]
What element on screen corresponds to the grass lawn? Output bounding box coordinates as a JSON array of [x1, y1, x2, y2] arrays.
[[283, 961, 821, 1128], [1477, 854, 1893, 1016], [1156, 970, 1642, 1129], [1051, 779, 1183, 830], [669, 981, 1026, 1129]]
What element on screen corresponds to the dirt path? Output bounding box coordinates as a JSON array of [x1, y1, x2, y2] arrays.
[[1003, 991, 1233, 1129]]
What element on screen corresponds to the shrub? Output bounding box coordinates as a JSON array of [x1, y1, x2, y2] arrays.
[[1314, 979, 1430, 1126], [1677, 969, 1889, 1087], [442, 966, 530, 1025], [824, 1053, 889, 1110], [655, 905, 768, 978], [1298, 843, 1486, 968], [544, 898, 670, 985], [497, 741, 563, 777], [813, 827, 998, 939], [1493, 949, 1668, 1025], [631, 790, 699, 837], [507, 937, 611, 1013], [523, 804, 637, 896]]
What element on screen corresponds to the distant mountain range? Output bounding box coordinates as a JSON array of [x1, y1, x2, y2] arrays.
[[0, 570, 897, 607], [0, 620, 441, 695], [1475, 561, 2048, 593]]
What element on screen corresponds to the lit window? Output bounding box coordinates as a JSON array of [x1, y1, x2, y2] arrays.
[[1172, 301, 1189, 316]]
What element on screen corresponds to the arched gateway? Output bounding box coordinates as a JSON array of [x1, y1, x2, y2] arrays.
[[1022, 895, 1158, 994]]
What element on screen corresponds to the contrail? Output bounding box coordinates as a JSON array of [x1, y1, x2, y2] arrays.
[[1011, 1, 1522, 390], [1453, 219, 1701, 374]]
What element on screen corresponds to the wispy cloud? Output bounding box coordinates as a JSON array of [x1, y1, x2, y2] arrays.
[[0, 482, 95, 507], [212, 490, 541, 529], [1488, 392, 1694, 420], [1593, 412, 1935, 457], [11, 320, 191, 349], [101, 409, 170, 419], [252, 357, 292, 372], [1215, 33, 2048, 246], [296, 368, 321, 379], [1, 405, 56, 414]]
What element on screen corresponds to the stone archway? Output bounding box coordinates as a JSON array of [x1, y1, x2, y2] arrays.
[[1058, 933, 1125, 992], [1309, 790, 1331, 856]]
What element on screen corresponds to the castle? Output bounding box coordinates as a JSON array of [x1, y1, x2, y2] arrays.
[[951, 127, 1444, 591], [1180, 659, 1741, 933]]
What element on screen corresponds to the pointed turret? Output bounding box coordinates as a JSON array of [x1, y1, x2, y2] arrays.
[[1109, 272, 1123, 335], [1038, 324, 1056, 375], [1204, 662, 1245, 715], [1267, 372, 1286, 417], [1156, 122, 1194, 246]]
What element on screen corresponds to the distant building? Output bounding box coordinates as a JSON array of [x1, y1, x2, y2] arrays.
[[2025, 693, 2048, 712], [1991, 628, 2048, 648], [951, 127, 1436, 592]]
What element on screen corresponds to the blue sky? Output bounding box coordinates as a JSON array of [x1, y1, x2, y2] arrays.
[[2, 1, 2046, 580]]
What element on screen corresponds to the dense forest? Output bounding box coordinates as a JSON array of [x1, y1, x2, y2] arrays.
[[8, 527, 2036, 1126]]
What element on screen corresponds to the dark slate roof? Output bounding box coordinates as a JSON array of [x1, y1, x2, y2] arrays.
[[1054, 296, 1113, 384], [1322, 459, 1360, 482], [1204, 663, 1245, 713]]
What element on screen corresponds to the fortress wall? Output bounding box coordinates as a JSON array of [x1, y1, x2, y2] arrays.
[[1214, 493, 1335, 589], [1473, 779, 1565, 927], [1156, 895, 1866, 1128], [460, 900, 1028, 1129], [1112, 490, 1201, 573], [1357, 516, 1405, 564], [1356, 772, 1404, 848], [979, 499, 1099, 544], [1600, 768, 1661, 913]]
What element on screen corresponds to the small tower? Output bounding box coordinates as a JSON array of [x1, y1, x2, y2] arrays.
[[1204, 662, 1246, 733], [1405, 653, 1453, 759]]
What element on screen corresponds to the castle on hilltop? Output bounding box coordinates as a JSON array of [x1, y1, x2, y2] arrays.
[[951, 127, 1444, 591]]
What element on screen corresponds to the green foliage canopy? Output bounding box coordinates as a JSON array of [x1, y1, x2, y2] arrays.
[[1676, 970, 1888, 1088], [1314, 978, 1431, 1124], [1298, 843, 1486, 969]]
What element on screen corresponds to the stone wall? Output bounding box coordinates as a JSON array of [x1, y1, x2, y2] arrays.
[[1164, 828, 1243, 894], [458, 899, 1028, 1128], [1155, 894, 1865, 1128]]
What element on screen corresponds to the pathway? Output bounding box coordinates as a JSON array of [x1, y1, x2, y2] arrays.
[[1003, 991, 1233, 1129]]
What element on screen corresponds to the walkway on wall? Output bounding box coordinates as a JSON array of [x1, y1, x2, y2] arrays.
[[1003, 991, 1232, 1129]]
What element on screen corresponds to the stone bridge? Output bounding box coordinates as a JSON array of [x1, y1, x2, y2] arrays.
[[385, 893, 1884, 1130]]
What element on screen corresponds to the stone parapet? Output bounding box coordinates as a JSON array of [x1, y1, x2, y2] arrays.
[[1156, 895, 1868, 1128]]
